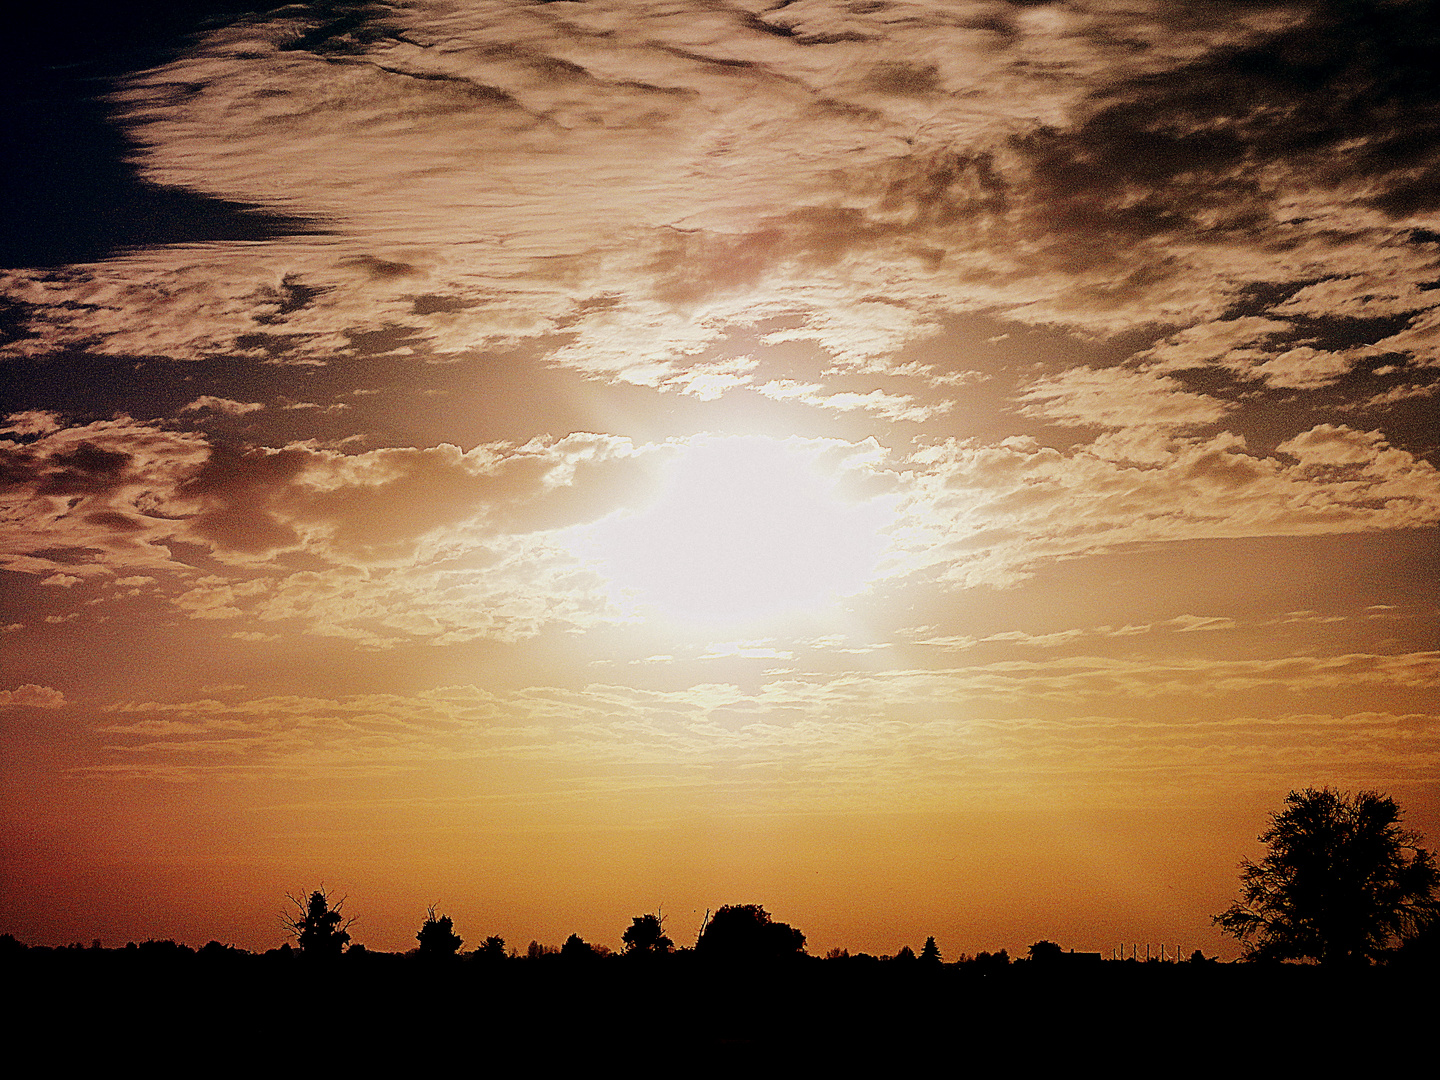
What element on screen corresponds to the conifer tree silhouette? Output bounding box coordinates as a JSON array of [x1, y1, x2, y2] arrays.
[[920, 936, 941, 964]]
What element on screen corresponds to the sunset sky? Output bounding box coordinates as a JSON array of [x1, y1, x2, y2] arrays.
[[3, 0, 1437, 958]]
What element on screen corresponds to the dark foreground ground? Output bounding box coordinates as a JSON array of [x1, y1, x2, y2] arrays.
[[6, 942, 1432, 1071]]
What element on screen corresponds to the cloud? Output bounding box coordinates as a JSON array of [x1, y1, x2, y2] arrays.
[[2, 0, 1434, 418], [1166, 615, 1237, 633], [698, 640, 794, 661], [664, 355, 760, 400], [283, 401, 349, 412], [756, 379, 951, 422], [1, 410, 63, 435], [1017, 366, 1231, 429], [0, 418, 674, 642], [0, 684, 65, 708], [1277, 424, 1397, 467], [1135, 316, 1380, 389], [181, 396, 265, 415], [897, 424, 1440, 586], [915, 616, 1247, 649], [1351, 381, 1440, 409], [0, 416, 212, 575], [85, 671, 1439, 800], [5, 411, 1437, 640]]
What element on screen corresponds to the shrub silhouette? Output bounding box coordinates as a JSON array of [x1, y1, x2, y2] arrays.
[[1216, 787, 1440, 965], [416, 906, 463, 957], [281, 887, 353, 958], [695, 904, 805, 961]]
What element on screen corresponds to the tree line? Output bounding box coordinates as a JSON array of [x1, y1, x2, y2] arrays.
[[5, 788, 1437, 968], [278, 787, 1438, 968]]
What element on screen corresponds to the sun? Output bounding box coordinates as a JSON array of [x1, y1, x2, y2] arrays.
[[577, 435, 894, 627]]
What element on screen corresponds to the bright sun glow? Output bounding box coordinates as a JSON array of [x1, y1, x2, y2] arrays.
[[578, 436, 894, 626]]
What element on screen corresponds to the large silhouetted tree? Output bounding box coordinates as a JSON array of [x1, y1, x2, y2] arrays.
[[416, 906, 463, 957], [282, 888, 353, 958], [1216, 788, 1440, 965], [695, 904, 805, 961], [622, 913, 673, 955]]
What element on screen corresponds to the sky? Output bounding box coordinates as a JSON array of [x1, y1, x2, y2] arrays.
[[2, 0, 1438, 958]]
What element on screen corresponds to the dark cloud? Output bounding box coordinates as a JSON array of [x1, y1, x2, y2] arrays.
[[252, 276, 331, 324], [35, 442, 134, 496], [277, 2, 403, 58], [177, 443, 311, 554], [24, 546, 106, 566], [1017, 0, 1440, 238], [864, 61, 943, 96], [84, 511, 148, 532], [340, 256, 422, 281]]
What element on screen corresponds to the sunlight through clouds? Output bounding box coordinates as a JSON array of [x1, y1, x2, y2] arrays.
[[568, 436, 897, 626]]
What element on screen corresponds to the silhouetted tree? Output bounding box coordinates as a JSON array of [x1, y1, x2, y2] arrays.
[[561, 933, 596, 962], [1215, 787, 1440, 965], [622, 913, 673, 955], [474, 934, 507, 962], [137, 938, 194, 959], [892, 945, 917, 963], [281, 888, 353, 957], [972, 948, 1009, 973], [695, 904, 805, 961], [198, 940, 244, 961], [1391, 916, 1440, 969], [416, 905, 463, 957], [1027, 940, 1063, 964], [920, 936, 941, 964]]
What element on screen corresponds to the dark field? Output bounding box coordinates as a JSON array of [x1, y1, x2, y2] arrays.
[[7, 941, 1430, 1070]]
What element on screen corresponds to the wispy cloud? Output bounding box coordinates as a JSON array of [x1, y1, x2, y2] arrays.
[[87, 672, 1440, 803], [181, 396, 265, 416]]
